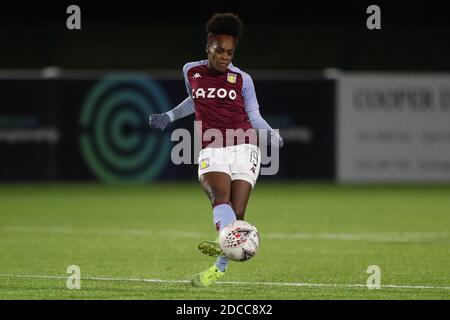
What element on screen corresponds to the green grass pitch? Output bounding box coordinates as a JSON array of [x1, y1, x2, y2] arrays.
[[0, 182, 449, 299]]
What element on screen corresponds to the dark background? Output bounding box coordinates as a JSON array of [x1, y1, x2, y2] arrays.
[[0, 78, 335, 182], [1, 0, 449, 183], [2, 1, 450, 71]]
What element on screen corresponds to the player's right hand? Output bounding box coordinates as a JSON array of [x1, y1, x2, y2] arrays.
[[149, 113, 171, 131]]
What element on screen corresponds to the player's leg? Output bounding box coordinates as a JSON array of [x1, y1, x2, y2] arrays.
[[229, 143, 261, 221], [199, 171, 239, 236], [197, 171, 236, 256], [192, 145, 238, 287], [212, 144, 259, 275], [197, 147, 236, 243], [223, 142, 260, 266], [191, 144, 260, 287], [199, 171, 231, 209], [230, 179, 253, 220], [191, 172, 236, 287]]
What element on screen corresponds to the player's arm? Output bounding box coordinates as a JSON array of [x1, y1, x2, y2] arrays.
[[149, 63, 195, 131], [242, 73, 284, 147], [149, 97, 194, 131]]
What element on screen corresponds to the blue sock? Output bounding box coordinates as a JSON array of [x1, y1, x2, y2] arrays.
[[213, 203, 236, 232], [213, 203, 236, 272], [215, 256, 229, 273]]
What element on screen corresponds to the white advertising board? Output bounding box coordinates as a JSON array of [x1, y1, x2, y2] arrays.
[[337, 73, 450, 182]]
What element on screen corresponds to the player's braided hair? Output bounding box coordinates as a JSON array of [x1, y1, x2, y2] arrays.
[[206, 13, 244, 44]]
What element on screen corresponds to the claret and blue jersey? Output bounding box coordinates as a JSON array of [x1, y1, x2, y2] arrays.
[[183, 60, 260, 148]]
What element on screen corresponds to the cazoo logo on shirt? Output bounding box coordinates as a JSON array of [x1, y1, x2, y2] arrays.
[[192, 88, 237, 100]]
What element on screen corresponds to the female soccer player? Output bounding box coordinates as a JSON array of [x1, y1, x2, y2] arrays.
[[149, 13, 283, 287]]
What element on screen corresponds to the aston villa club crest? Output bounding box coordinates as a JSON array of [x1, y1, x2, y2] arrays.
[[227, 73, 237, 83], [200, 158, 209, 169]]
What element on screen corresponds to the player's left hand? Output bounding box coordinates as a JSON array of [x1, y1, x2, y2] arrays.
[[268, 130, 284, 148]]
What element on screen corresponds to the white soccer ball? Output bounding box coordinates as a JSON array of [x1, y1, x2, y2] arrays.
[[219, 220, 260, 262]]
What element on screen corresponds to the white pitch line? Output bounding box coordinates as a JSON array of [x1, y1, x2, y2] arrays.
[[0, 226, 205, 239], [0, 274, 191, 284], [1, 225, 449, 243], [264, 232, 450, 243], [1, 274, 450, 291]]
